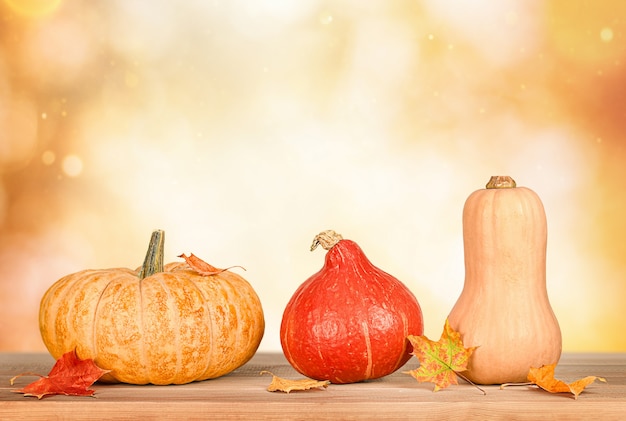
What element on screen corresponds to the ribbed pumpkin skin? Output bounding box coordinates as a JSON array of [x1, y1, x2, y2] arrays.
[[39, 262, 264, 385], [448, 185, 562, 385], [280, 239, 424, 384]]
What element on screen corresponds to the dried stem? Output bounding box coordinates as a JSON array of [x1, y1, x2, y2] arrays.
[[485, 175, 516, 189], [500, 382, 534, 390], [456, 371, 487, 395], [310, 230, 343, 251]]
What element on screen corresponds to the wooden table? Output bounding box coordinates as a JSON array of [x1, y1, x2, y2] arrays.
[[1, 352, 625, 420]]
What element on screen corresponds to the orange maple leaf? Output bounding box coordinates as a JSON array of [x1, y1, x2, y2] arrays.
[[526, 363, 606, 399], [11, 350, 109, 399], [405, 319, 478, 392]]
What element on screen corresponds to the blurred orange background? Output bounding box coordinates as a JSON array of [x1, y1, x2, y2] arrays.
[[1, 0, 624, 353]]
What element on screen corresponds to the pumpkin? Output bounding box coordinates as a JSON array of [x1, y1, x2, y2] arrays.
[[39, 230, 265, 385], [280, 230, 424, 384], [447, 176, 562, 384]]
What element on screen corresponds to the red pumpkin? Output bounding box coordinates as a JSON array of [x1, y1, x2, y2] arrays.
[[280, 230, 424, 384]]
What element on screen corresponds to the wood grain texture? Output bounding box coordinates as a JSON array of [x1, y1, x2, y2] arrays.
[[1, 352, 625, 420]]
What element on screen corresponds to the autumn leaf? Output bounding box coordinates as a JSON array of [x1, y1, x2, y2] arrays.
[[526, 363, 606, 399], [404, 319, 478, 392], [11, 350, 109, 399], [178, 253, 245, 275], [260, 371, 330, 393]]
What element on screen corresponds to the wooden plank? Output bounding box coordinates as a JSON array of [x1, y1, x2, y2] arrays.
[[1, 352, 625, 420]]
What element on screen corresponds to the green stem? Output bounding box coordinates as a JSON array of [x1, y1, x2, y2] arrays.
[[486, 175, 516, 189], [138, 230, 165, 279]]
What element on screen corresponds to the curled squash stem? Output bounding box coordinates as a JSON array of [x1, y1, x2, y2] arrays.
[[138, 230, 165, 279], [310, 230, 343, 251]]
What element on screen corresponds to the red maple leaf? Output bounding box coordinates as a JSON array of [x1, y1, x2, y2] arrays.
[[11, 350, 109, 399]]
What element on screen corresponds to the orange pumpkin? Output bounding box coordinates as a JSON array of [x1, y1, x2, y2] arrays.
[[39, 230, 265, 385], [448, 176, 562, 384]]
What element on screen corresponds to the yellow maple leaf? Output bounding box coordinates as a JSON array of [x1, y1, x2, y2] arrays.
[[260, 371, 330, 393], [526, 363, 606, 399], [404, 319, 478, 392]]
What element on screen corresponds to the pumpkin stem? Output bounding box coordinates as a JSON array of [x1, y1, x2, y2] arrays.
[[486, 175, 516, 189], [311, 230, 343, 251], [138, 230, 165, 279]]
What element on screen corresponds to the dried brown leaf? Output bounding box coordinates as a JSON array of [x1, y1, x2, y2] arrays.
[[260, 371, 330, 393], [178, 253, 245, 275]]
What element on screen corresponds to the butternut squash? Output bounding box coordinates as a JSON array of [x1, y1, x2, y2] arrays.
[[448, 176, 562, 385]]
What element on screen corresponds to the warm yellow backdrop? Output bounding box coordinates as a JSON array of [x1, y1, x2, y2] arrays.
[[1, 0, 625, 353]]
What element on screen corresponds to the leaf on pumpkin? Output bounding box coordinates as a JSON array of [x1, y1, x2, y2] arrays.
[[260, 371, 330, 393], [526, 363, 606, 399], [404, 319, 478, 392], [178, 253, 245, 276], [11, 350, 109, 399]]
